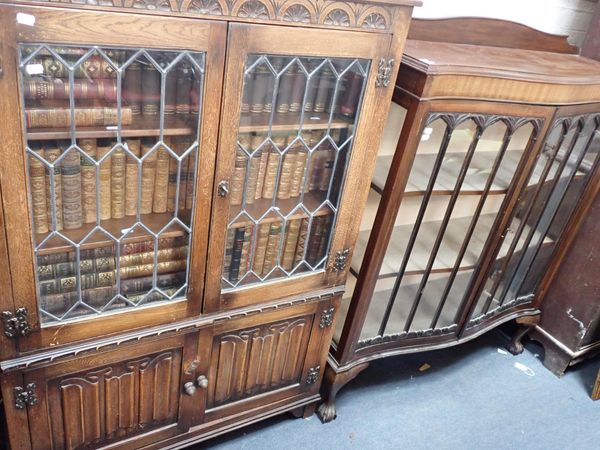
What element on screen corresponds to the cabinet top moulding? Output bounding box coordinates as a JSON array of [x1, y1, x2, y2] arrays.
[[3, 0, 421, 33], [400, 17, 600, 105]]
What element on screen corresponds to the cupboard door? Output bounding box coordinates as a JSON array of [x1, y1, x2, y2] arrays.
[[206, 23, 393, 311], [0, 6, 226, 350], [204, 296, 338, 422], [467, 106, 600, 331], [339, 100, 552, 352], [22, 332, 202, 450]]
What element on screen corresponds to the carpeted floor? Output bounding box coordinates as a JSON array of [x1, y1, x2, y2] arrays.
[[190, 330, 600, 450]]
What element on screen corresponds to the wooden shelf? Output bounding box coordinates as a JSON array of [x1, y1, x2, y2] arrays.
[[334, 271, 471, 343], [352, 213, 553, 279], [26, 115, 196, 141], [372, 150, 522, 195], [239, 112, 353, 134], [229, 191, 331, 227], [35, 211, 190, 255]]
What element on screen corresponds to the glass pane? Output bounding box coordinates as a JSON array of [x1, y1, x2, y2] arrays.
[[20, 44, 206, 324], [355, 114, 537, 343], [470, 114, 600, 324], [222, 55, 370, 290]]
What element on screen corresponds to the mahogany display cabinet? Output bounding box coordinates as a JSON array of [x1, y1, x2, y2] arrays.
[[0, 0, 420, 448], [320, 18, 600, 421]]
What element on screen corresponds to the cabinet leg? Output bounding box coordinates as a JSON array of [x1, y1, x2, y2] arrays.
[[508, 315, 540, 355], [290, 403, 317, 419], [317, 362, 369, 423]]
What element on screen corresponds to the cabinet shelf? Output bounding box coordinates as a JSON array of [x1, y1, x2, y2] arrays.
[[352, 213, 553, 279], [35, 211, 190, 255], [238, 112, 353, 134], [229, 191, 331, 227], [26, 115, 197, 141], [372, 150, 522, 195]]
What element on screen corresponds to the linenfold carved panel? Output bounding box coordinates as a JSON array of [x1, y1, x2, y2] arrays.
[[17, 0, 395, 31], [48, 350, 182, 449], [209, 316, 313, 407]]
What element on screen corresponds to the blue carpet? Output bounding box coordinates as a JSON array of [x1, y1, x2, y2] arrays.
[[191, 331, 600, 449]]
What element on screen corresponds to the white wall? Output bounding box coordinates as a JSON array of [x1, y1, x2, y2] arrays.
[[414, 0, 597, 48]]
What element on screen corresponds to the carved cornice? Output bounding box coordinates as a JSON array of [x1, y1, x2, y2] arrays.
[[8, 0, 409, 31]]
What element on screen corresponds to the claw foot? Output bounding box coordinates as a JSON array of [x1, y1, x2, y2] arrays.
[[508, 340, 524, 355], [317, 402, 337, 423]]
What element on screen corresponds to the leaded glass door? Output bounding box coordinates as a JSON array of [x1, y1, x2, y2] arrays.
[[206, 24, 393, 312], [0, 8, 226, 351]]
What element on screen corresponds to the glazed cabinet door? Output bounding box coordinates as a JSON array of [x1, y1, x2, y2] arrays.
[[206, 23, 393, 312], [13, 332, 206, 450], [466, 104, 600, 334], [337, 99, 553, 356], [0, 6, 226, 351], [204, 295, 339, 423]]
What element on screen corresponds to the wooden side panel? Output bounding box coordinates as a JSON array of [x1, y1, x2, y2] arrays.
[[47, 350, 182, 450], [208, 316, 312, 408]]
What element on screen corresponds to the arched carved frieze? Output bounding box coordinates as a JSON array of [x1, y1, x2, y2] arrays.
[[16, 0, 396, 31]]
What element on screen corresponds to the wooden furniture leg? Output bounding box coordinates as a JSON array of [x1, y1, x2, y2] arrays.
[[508, 315, 541, 355], [290, 403, 317, 419], [317, 362, 369, 423]]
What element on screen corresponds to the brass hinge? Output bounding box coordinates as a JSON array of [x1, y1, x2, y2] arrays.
[[330, 248, 350, 273], [14, 383, 37, 409], [375, 58, 394, 88], [306, 366, 320, 385], [2, 307, 32, 338], [319, 308, 335, 329]]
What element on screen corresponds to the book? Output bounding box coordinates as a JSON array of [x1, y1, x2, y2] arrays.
[[306, 216, 327, 266], [124, 139, 141, 216], [252, 223, 271, 275], [261, 221, 282, 276], [319, 148, 336, 191], [304, 59, 321, 113], [261, 146, 280, 200], [142, 63, 161, 115], [251, 64, 270, 114], [289, 146, 308, 197], [238, 226, 254, 279], [252, 134, 269, 200], [230, 146, 247, 206], [277, 149, 297, 200], [241, 70, 253, 114], [79, 139, 97, 224], [314, 66, 335, 113], [120, 259, 187, 279], [97, 140, 112, 221], [190, 81, 200, 116], [60, 145, 83, 230], [123, 61, 142, 115], [282, 219, 302, 271], [222, 228, 236, 278], [121, 236, 186, 255], [165, 69, 177, 115], [23, 79, 118, 101], [293, 218, 309, 266], [29, 145, 49, 234], [176, 64, 193, 115], [275, 62, 295, 114], [185, 149, 197, 210], [340, 71, 363, 117], [25, 107, 132, 129], [140, 138, 157, 214], [245, 152, 261, 205], [33, 55, 117, 79], [289, 66, 306, 113], [316, 214, 333, 262], [307, 149, 325, 191], [153, 138, 171, 213], [111, 147, 126, 219], [228, 227, 246, 283], [43, 144, 63, 231], [120, 246, 188, 267]]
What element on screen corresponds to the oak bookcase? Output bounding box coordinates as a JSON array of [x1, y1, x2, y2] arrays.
[[322, 18, 600, 421], [0, 1, 419, 448]]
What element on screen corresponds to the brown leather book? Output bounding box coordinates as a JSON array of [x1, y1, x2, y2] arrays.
[[176, 64, 193, 115], [43, 144, 63, 231], [124, 138, 141, 216], [123, 61, 142, 115], [25, 107, 132, 129], [78, 139, 97, 224], [97, 140, 113, 221], [29, 145, 49, 234], [282, 218, 302, 271], [153, 138, 172, 213], [293, 218, 310, 266], [185, 148, 197, 210], [140, 138, 157, 214], [277, 148, 297, 200], [111, 147, 126, 219], [314, 66, 335, 113], [289, 146, 308, 198], [23, 79, 118, 101], [340, 71, 364, 117], [60, 144, 83, 230], [252, 223, 271, 275], [142, 63, 161, 115], [230, 146, 247, 206], [34, 55, 117, 79], [238, 226, 254, 280], [262, 221, 282, 276], [275, 62, 295, 115]]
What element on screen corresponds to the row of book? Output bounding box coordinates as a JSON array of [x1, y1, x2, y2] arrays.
[[24, 55, 200, 120], [28, 137, 196, 234], [37, 236, 188, 315], [223, 214, 333, 284], [241, 59, 364, 118], [231, 129, 342, 205]]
